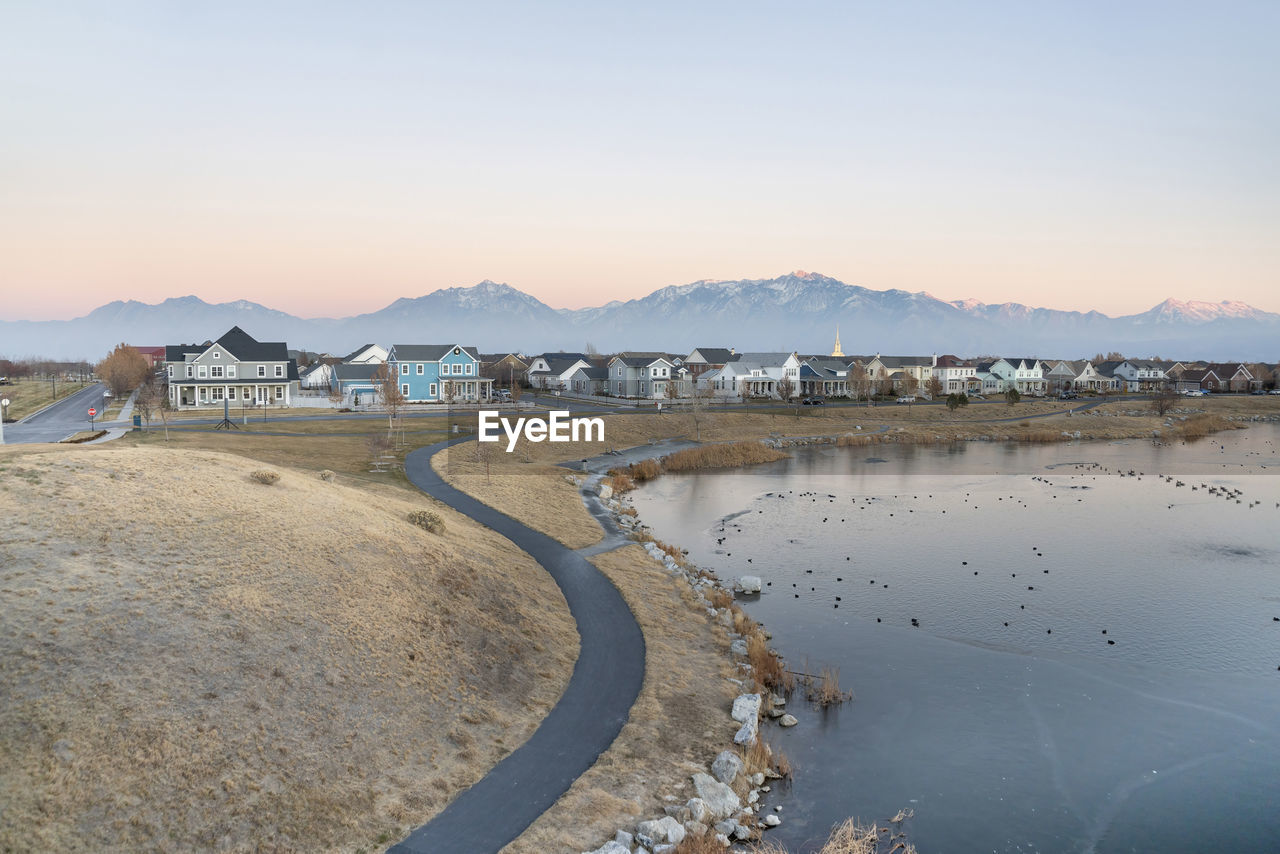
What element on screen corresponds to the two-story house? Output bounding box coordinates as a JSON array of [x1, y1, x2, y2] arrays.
[[932, 355, 981, 394], [608, 353, 685, 398], [1109, 360, 1168, 392], [865, 355, 937, 393], [387, 344, 492, 402], [526, 353, 592, 390], [702, 352, 801, 399], [799, 357, 851, 397], [165, 326, 299, 410], [684, 347, 736, 381]]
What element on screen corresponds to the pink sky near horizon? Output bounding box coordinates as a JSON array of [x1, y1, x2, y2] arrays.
[[3, 3, 1276, 322]]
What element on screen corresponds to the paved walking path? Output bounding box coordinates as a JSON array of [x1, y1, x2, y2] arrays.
[[392, 439, 646, 854]]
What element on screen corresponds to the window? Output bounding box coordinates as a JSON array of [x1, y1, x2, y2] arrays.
[[258, 365, 266, 377], [242, 388, 250, 400], [416, 364, 424, 375], [186, 365, 193, 378], [228, 366, 236, 378], [274, 365, 283, 378], [464, 363, 473, 375], [401, 363, 409, 375], [429, 383, 437, 398], [275, 386, 283, 400], [167, 365, 173, 378], [198, 365, 207, 378], [453, 364, 463, 375], [212, 351, 220, 359], [211, 387, 223, 401], [403, 383, 412, 397], [616, 367, 622, 376], [210, 365, 224, 378]]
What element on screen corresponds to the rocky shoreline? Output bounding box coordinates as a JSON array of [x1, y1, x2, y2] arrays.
[[577, 474, 796, 853]]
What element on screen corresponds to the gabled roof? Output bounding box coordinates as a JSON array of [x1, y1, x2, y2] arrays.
[[1204, 362, 1252, 378], [215, 326, 291, 362], [391, 344, 480, 362], [687, 347, 735, 364], [341, 343, 384, 362], [333, 363, 382, 381], [571, 366, 609, 380], [480, 353, 529, 367], [1002, 357, 1043, 369], [165, 343, 204, 361], [534, 351, 593, 364], [871, 355, 933, 368], [933, 354, 974, 368], [610, 352, 675, 368], [544, 357, 590, 376]]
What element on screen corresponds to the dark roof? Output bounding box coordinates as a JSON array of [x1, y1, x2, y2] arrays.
[[873, 355, 933, 368], [391, 344, 480, 362], [571, 366, 609, 380], [688, 348, 735, 364], [165, 343, 203, 361], [341, 343, 380, 362], [215, 326, 291, 361], [544, 357, 589, 375], [333, 363, 382, 381], [536, 351, 593, 363], [479, 353, 529, 367], [612, 352, 675, 367]]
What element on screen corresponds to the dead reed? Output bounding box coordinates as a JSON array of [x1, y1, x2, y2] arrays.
[[804, 665, 851, 708], [661, 441, 787, 472]]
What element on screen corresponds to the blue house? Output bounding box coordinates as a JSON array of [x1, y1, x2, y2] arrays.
[[386, 344, 493, 403]]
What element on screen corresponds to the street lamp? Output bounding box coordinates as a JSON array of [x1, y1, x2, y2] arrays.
[[0, 397, 8, 444]]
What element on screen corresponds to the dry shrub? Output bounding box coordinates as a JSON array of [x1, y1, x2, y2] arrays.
[[806, 665, 851, 708], [748, 818, 896, 854], [1178, 413, 1239, 440], [675, 831, 728, 854], [607, 470, 636, 494], [747, 634, 792, 694], [707, 587, 733, 610], [1017, 429, 1061, 443], [628, 458, 661, 482], [774, 749, 792, 779], [742, 737, 774, 777], [318, 469, 335, 481], [661, 441, 787, 472], [250, 469, 280, 485], [407, 509, 445, 534], [730, 605, 759, 637]]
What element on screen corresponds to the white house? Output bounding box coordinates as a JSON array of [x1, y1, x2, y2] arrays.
[[702, 352, 800, 399], [607, 353, 685, 398], [526, 354, 593, 390]]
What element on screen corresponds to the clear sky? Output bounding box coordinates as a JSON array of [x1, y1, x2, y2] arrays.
[[2, 1, 1276, 320]]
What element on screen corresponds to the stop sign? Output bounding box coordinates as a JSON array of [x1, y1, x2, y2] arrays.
[[88, 407, 97, 417]]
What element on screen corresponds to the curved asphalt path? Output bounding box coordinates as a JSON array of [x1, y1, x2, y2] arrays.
[[391, 438, 646, 854]]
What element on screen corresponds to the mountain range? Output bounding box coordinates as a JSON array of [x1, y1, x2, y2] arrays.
[[3, 272, 1277, 362]]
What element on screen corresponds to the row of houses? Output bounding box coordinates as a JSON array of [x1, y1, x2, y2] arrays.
[[159, 327, 1274, 409]]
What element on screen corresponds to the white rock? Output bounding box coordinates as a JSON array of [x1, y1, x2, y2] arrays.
[[764, 814, 782, 827], [737, 574, 762, 593], [687, 796, 713, 824], [750, 772, 765, 786], [779, 714, 798, 727], [693, 772, 742, 820], [637, 816, 685, 846], [596, 482, 614, 500], [584, 841, 630, 854], [731, 693, 762, 723], [614, 830, 634, 848], [711, 750, 744, 786], [729, 639, 748, 656], [733, 716, 758, 745]]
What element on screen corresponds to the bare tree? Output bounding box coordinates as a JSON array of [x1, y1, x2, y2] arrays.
[[903, 375, 920, 397], [373, 363, 405, 433], [134, 381, 158, 431], [777, 374, 795, 406], [156, 388, 173, 441], [925, 376, 943, 399], [686, 381, 714, 441], [1151, 386, 1179, 416]]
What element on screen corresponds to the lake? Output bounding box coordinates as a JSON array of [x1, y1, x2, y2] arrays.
[[630, 426, 1280, 853]]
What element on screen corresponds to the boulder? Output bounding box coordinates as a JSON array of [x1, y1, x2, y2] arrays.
[[683, 821, 709, 838], [614, 830, 634, 848], [764, 814, 782, 827], [693, 772, 742, 820], [687, 797, 713, 824], [731, 693, 761, 723], [596, 481, 614, 500], [584, 841, 630, 854], [729, 639, 748, 656], [733, 716, 758, 745], [737, 574, 762, 593], [779, 714, 798, 727], [714, 819, 737, 835], [637, 816, 686, 847], [750, 772, 765, 786], [711, 750, 744, 786]]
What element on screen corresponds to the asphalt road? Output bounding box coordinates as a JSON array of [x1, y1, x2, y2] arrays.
[[391, 438, 646, 854], [2, 382, 109, 444]]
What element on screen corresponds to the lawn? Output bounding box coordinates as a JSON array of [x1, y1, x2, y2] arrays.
[[0, 378, 92, 421]]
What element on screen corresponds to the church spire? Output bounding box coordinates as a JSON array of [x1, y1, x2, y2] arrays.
[[830, 325, 844, 358]]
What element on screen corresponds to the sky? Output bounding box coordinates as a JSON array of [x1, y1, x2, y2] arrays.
[[2, 1, 1277, 321]]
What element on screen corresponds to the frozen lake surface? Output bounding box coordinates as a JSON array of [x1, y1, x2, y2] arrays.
[[631, 426, 1280, 853]]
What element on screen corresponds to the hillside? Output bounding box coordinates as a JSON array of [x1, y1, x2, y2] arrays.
[[0, 446, 577, 853]]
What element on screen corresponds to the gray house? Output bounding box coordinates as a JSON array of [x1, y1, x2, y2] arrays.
[[165, 326, 299, 410]]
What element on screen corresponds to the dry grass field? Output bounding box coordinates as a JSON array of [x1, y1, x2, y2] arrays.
[[0, 378, 92, 421], [503, 545, 736, 854], [0, 445, 577, 853]]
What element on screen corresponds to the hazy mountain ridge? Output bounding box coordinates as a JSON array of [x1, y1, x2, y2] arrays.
[[2, 273, 1276, 361]]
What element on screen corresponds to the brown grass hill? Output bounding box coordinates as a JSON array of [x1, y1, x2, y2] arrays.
[[0, 445, 577, 853]]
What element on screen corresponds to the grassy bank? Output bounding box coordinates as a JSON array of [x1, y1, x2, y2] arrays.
[[0, 444, 577, 853], [0, 378, 92, 421]]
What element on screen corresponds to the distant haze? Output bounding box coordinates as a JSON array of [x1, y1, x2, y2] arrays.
[[2, 3, 1277, 320], [2, 273, 1276, 362]]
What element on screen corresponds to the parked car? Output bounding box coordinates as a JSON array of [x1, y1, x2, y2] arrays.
[[1269, 389, 1280, 395], [1058, 391, 1078, 400], [896, 395, 917, 404], [495, 388, 512, 401], [801, 395, 826, 406], [1250, 389, 1266, 395], [1183, 389, 1205, 397]]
